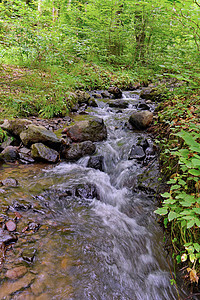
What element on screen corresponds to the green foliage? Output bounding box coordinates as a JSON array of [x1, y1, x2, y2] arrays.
[[155, 115, 200, 275]]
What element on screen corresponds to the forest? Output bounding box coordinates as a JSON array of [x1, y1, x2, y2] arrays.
[[0, 0, 200, 298]]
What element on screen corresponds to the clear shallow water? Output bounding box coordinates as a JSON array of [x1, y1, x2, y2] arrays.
[[0, 91, 188, 299]]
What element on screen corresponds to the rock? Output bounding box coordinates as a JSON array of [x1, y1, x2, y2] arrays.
[[87, 155, 104, 171], [140, 88, 165, 102], [136, 103, 150, 111], [128, 145, 146, 160], [109, 100, 129, 109], [129, 111, 153, 130], [88, 98, 98, 107], [61, 141, 96, 161], [20, 124, 61, 149], [31, 278, 46, 296], [108, 86, 122, 98], [71, 104, 79, 112], [19, 152, 35, 164], [5, 220, 16, 232], [0, 273, 35, 299], [28, 222, 40, 232], [92, 93, 102, 99], [1, 177, 18, 187], [75, 183, 100, 199], [0, 146, 18, 162], [0, 228, 17, 244], [75, 90, 91, 104], [63, 117, 107, 142], [101, 91, 111, 98], [5, 266, 27, 280], [31, 143, 59, 163], [0, 136, 15, 150], [0, 119, 32, 136], [12, 200, 32, 211], [136, 137, 149, 151], [22, 248, 36, 263]]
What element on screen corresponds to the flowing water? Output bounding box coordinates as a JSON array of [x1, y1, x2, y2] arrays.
[[0, 91, 189, 299]]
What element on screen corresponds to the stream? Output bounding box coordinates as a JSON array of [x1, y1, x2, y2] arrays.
[[0, 91, 189, 299]]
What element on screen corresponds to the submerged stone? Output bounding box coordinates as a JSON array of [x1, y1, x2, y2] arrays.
[[0, 273, 35, 298], [0, 228, 17, 244], [5, 266, 27, 280]]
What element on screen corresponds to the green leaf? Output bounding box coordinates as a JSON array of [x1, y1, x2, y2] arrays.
[[191, 159, 200, 167], [154, 207, 168, 215], [170, 185, 181, 190], [168, 211, 179, 221], [195, 218, 200, 227], [188, 169, 200, 176], [192, 208, 200, 214], [193, 243, 200, 252], [187, 219, 195, 228], [163, 198, 176, 204], [161, 192, 171, 198]]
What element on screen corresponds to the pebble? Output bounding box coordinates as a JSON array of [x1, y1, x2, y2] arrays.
[[5, 266, 27, 280], [0, 273, 35, 298], [5, 220, 16, 232], [0, 228, 17, 244], [1, 178, 18, 187]]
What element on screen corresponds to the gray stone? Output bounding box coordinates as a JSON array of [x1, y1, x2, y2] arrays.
[[108, 86, 122, 98], [20, 124, 61, 149], [87, 155, 104, 171], [61, 141, 96, 161], [75, 183, 100, 200], [129, 111, 153, 130], [0, 119, 32, 136], [109, 100, 129, 109], [31, 143, 59, 163], [1, 177, 18, 187], [128, 145, 146, 160], [63, 117, 107, 142], [0, 228, 17, 244], [0, 146, 18, 162]]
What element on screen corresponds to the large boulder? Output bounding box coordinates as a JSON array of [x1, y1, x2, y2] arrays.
[[20, 124, 61, 149], [0, 146, 18, 162], [31, 143, 59, 163], [61, 141, 96, 161], [0, 119, 32, 136], [129, 111, 153, 130], [63, 117, 107, 142]]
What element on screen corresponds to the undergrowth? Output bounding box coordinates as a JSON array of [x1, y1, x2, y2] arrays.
[[154, 85, 200, 293]]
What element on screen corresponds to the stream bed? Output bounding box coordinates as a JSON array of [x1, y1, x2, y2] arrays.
[[0, 91, 189, 299]]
